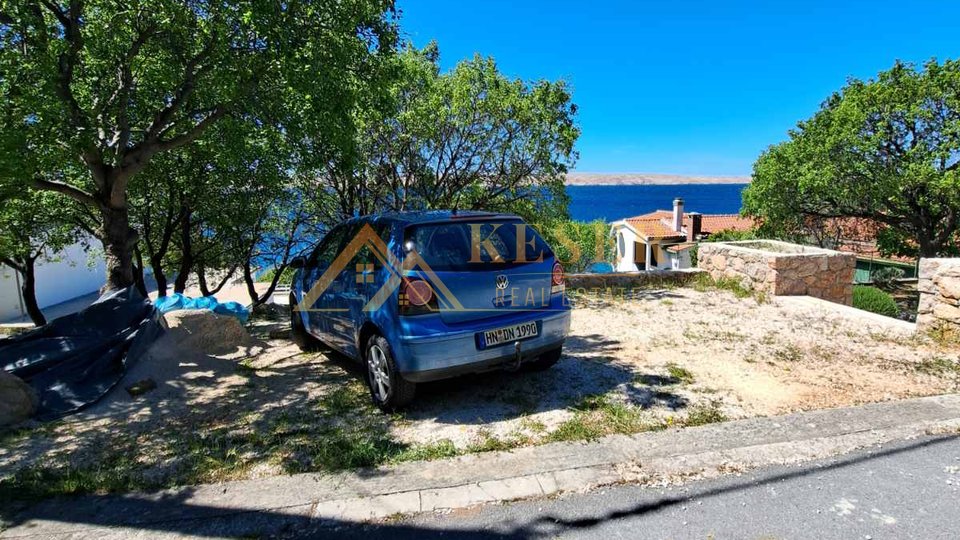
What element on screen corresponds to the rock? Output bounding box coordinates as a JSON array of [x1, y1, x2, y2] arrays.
[[933, 302, 960, 323], [268, 327, 291, 340], [252, 302, 288, 321], [934, 276, 960, 300], [0, 372, 38, 427], [125, 378, 157, 397], [161, 309, 259, 357]]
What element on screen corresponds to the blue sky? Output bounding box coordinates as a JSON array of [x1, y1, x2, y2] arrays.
[[396, 1, 960, 176]]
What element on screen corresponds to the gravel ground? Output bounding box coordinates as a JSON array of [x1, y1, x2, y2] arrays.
[[1, 287, 958, 495]]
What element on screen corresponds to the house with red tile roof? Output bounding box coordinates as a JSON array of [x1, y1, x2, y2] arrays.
[[611, 198, 755, 271]]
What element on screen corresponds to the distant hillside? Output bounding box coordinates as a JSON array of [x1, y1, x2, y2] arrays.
[[565, 172, 750, 186]]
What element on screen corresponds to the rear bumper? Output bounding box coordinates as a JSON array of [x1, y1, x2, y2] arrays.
[[393, 309, 571, 383]]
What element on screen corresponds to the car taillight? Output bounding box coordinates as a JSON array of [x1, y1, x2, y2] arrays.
[[400, 278, 437, 315], [551, 261, 565, 295], [551, 261, 565, 286]]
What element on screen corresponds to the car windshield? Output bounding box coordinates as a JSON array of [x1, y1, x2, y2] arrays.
[[404, 220, 552, 271]]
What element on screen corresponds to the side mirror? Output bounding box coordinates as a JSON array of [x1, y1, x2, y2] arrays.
[[289, 256, 306, 269]]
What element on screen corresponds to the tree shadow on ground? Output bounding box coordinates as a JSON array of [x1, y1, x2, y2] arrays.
[[0, 326, 689, 507], [402, 332, 688, 426], [4, 434, 952, 539]]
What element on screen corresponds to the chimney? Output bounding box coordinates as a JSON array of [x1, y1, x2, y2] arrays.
[[672, 198, 684, 233], [687, 212, 702, 242]]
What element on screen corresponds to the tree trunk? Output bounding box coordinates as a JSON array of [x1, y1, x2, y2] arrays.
[[242, 262, 262, 305], [197, 265, 211, 297], [199, 263, 237, 296], [151, 255, 169, 297], [173, 205, 193, 294], [133, 246, 148, 297], [21, 262, 46, 327], [101, 205, 138, 291]]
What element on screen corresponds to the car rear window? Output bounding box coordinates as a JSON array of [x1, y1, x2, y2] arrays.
[[403, 220, 553, 271]]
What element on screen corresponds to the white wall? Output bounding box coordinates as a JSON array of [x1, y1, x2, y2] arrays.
[[0, 240, 105, 322], [0, 264, 23, 321], [614, 226, 639, 272]]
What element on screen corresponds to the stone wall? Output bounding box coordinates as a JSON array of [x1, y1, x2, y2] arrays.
[[917, 258, 960, 338], [698, 240, 856, 305], [566, 270, 703, 292]]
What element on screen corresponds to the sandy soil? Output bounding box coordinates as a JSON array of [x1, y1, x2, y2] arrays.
[[393, 288, 959, 447], [2, 288, 958, 485]]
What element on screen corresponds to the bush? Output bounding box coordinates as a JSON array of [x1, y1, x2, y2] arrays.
[[870, 266, 905, 288], [257, 266, 295, 285], [536, 220, 613, 273], [852, 285, 899, 317], [690, 228, 759, 267]]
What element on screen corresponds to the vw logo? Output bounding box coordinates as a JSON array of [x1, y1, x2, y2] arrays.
[[495, 274, 509, 290]]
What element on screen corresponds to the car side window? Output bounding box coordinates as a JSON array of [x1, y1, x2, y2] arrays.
[[309, 226, 348, 267], [354, 222, 392, 266]]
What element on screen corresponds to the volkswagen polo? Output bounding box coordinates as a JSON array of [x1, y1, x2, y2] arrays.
[[288, 211, 571, 411]]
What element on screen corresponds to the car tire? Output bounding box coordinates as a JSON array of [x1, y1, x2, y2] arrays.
[[365, 335, 416, 412], [523, 346, 563, 371], [290, 294, 323, 351]]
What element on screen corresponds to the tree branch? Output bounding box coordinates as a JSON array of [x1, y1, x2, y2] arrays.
[[28, 177, 101, 209]]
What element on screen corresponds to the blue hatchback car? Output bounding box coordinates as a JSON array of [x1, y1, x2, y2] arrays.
[[289, 211, 571, 410]]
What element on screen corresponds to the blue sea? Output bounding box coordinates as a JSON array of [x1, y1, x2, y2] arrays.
[[566, 184, 748, 222]]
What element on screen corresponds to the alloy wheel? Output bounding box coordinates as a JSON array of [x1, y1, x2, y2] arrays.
[[367, 344, 391, 402]]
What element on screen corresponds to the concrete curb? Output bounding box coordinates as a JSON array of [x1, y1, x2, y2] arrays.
[[4, 394, 960, 538]]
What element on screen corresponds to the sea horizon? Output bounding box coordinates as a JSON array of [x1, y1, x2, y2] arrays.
[[566, 183, 748, 222]]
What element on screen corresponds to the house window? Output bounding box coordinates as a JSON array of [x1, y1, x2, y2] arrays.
[[617, 233, 625, 257]]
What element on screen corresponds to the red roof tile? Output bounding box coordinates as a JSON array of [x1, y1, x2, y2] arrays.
[[623, 217, 686, 239], [622, 210, 755, 239]]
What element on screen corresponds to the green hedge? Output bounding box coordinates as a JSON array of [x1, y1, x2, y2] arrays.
[[852, 285, 899, 317]]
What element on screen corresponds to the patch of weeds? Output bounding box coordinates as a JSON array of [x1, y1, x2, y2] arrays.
[[691, 274, 768, 303], [236, 359, 257, 376], [665, 363, 695, 384], [929, 325, 960, 348], [392, 439, 460, 462], [773, 344, 803, 363], [519, 416, 547, 434], [683, 403, 727, 426], [660, 299, 674, 306], [914, 357, 960, 377], [0, 436, 147, 506], [547, 394, 658, 443]]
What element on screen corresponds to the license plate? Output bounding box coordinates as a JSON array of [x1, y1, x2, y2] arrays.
[[478, 321, 539, 349]]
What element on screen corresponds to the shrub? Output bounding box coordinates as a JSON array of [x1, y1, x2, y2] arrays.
[[690, 228, 759, 267], [852, 285, 899, 317], [870, 266, 905, 288], [257, 266, 295, 285], [536, 220, 613, 273]]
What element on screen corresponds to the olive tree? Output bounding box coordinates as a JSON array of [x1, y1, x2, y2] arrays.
[[0, 0, 397, 289], [310, 44, 579, 224], [744, 59, 960, 258]]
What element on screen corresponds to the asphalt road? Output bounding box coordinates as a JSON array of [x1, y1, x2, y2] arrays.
[[314, 434, 960, 539]]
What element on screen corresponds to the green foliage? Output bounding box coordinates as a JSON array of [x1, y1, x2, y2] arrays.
[[683, 404, 727, 427], [692, 273, 763, 301], [690, 228, 759, 267], [707, 229, 759, 242], [0, 0, 399, 288], [257, 267, 296, 286], [743, 59, 960, 257], [537, 220, 612, 273], [852, 285, 900, 317], [666, 364, 695, 384], [308, 44, 579, 224]]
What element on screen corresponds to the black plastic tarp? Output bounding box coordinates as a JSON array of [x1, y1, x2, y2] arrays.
[[0, 287, 164, 420]]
